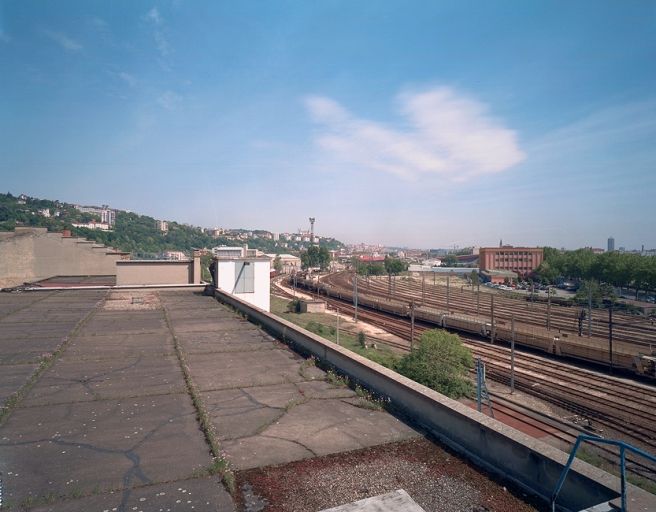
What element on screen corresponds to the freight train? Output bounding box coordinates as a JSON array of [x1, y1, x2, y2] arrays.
[[294, 277, 656, 379]]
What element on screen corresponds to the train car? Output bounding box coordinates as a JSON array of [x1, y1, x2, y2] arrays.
[[301, 275, 656, 378], [634, 354, 656, 377], [444, 314, 490, 338]]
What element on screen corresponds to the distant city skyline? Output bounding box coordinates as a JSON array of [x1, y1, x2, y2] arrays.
[[2, 2, 655, 249]]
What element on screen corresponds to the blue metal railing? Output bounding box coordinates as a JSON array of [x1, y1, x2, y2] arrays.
[[551, 434, 656, 512]]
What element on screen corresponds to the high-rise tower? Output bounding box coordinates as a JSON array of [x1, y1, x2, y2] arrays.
[[309, 217, 316, 244]]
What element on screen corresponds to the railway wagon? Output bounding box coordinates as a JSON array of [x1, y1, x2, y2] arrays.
[[441, 313, 490, 338], [492, 325, 557, 355], [299, 276, 656, 378], [555, 335, 641, 373]]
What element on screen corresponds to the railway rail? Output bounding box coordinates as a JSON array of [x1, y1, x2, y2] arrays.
[[280, 276, 656, 464], [334, 272, 656, 347], [271, 276, 656, 485]]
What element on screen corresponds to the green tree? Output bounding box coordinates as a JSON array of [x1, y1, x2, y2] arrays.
[[384, 255, 407, 275], [301, 245, 331, 270], [273, 255, 283, 273], [470, 270, 480, 287], [440, 254, 458, 267], [395, 329, 474, 399]]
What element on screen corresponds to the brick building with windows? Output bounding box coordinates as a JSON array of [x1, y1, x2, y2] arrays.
[[478, 246, 543, 277]]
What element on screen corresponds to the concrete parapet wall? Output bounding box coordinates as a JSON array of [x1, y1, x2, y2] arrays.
[[213, 288, 655, 512], [116, 260, 194, 286], [0, 228, 120, 287]]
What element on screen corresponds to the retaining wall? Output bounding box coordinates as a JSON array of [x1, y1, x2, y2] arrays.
[[214, 288, 656, 512]]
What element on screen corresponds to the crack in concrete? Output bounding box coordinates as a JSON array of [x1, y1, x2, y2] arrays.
[[257, 434, 318, 458]]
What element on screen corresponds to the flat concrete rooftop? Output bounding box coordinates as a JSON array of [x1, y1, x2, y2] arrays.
[[0, 289, 538, 511]]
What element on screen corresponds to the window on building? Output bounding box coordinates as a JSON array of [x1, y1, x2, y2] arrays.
[[234, 262, 254, 293]]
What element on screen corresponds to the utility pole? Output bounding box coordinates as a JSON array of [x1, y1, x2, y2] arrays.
[[410, 301, 415, 351], [447, 276, 450, 312], [336, 308, 340, 346], [547, 286, 552, 331], [490, 295, 495, 344], [588, 284, 592, 338], [421, 273, 425, 304], [353, 272, 358, 322], [477, 282, 480, 316], [609, 304, 613, 374], [511, 314, 516, 393]]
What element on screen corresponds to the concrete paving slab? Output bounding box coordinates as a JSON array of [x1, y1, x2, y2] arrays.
[[168, 317, 258, 334], [187, 349, 307, 391], [203, 387, 287, 441], [0, 337, 65, 364], [30, 476, 235, 512], [4, 311, 93, 323], [260, 398, 417, 458], [0, 363, 39, 404], [22, 355, 185, 406], [81, 312, 168, 336], [226, 435, 316, 470], [0, 394, 211, 504], [0, 322, 77, 339], [203, 382, 357, 442], [177, 330, 277, 354], [66, 332, 175, 360]]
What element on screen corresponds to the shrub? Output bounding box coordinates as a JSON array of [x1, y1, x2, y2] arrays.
[[395, 329, 474, 399], [357, 330, 366, 348]]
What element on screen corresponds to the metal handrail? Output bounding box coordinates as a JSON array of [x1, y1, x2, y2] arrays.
[[551, 434, 656, 512]]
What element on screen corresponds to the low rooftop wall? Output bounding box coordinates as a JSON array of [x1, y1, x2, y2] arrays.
[[116, 256, 202, 286], [213, 288, 655, 512]]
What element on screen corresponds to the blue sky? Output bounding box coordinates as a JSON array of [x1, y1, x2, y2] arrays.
[[1, 1, 655, 249]]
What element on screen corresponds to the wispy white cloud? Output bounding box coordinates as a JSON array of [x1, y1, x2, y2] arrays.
[[145, 7, 163, 25], [157, 90, 182, 110], [305, 87, 525, 182], [117, 71, 137, 87], [144, 7, 170, 58], [41, 29, 82, 52], [528, 100, 656, 159]]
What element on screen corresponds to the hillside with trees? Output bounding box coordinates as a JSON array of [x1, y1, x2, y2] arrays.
[[0, 192, 344, 258]]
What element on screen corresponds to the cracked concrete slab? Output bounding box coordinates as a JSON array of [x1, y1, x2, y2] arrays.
[[2, 288, 424, 511], [30, 476, 235, 512], [0, 363, 39, 403], [21, 355, 185, 406], [81, 311, 168, 336], [0, 322, 78, 339], [160, 290, 420, 475], [0, 393, 211, 504], [202, 382, 360, 442], [223, 398, 418, 470], [66, 332, 175, 360], [0, 337, 65, 364], [176, 329, 277, 354], [187, 349, 309, 390]]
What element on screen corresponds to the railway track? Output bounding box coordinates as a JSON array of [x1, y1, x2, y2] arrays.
[[333, 272, 656, 349], [271, 276, 656, 483]]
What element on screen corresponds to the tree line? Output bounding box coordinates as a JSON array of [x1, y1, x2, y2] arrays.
[[535, 247, 656, 297]]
